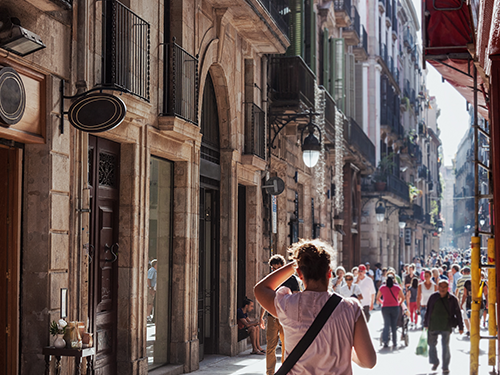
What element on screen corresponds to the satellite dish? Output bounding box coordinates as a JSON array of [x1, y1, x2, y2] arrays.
[[263, 177, 285, 196]]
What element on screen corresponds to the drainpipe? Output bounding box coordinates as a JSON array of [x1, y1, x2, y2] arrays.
[[75, 0, 89, 322]]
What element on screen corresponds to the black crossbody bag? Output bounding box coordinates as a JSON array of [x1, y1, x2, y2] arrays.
[[275, 293, 343, 375]]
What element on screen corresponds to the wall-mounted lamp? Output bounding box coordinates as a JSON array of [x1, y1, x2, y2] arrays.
[[301, 122, 322, 168], [0, 18, 46, 57], [269, 109, 323, 169], [375, 201, 386, 222]]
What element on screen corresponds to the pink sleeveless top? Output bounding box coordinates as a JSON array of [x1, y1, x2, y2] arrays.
[[275, 287, 362, 375]]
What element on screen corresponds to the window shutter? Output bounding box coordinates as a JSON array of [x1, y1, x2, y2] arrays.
[[287, 0, 305, 57], [332, 38, 345, 113], [322, 28, 329, 88], [354, 62, 363, 127], [345, 53, 355, 118], [304, 0, 316, 73]]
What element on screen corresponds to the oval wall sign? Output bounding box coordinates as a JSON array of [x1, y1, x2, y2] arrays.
[[0, 66, 26, 127], [68, 93, 126, 132]]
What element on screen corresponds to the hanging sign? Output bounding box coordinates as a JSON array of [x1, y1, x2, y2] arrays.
[[272, 195, 277, 234], [0, 66, 26, 126], [68, 93, 126, 132]]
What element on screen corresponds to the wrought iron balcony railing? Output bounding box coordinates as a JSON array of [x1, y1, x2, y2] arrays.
[[346, 117, 376, 168], [163, 41, 199, 124], [413, 204, 423, 222], [269, 56, 316, 109], [102, 0, 150, 101], [258, 0, 289, 36], [324, 90, 336, 144], [353, 26, 368, 61], [244, 103, 266, 160], [334, 0, 352, 14], [387, 174, 410, 202], [346, 7, 360, 36]]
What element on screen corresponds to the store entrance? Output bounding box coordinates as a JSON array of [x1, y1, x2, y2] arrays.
[[88, 136, 120, 375], [0, 144, 22, 375]]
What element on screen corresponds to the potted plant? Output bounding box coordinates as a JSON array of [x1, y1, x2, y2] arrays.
[[50, 319, 67, 348], [373, 153, 395, 191], [408, 183, 422, 202]]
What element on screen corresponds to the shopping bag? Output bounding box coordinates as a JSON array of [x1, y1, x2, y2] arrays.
[[416, 329, 428, 357]]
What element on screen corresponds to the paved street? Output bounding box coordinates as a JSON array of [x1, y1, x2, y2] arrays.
[[193, 308, 494, 375]]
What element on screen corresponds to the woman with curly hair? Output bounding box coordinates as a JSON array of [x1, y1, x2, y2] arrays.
[[254, 239, 376, 374]]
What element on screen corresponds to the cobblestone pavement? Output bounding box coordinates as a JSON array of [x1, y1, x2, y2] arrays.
[[193, 308, 495, 375]]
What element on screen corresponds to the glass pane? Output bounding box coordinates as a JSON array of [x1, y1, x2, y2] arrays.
[[147, 156, 173, 370]]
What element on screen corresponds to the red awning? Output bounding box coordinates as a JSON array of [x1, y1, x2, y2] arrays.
[[426, 59, 488, 118], [422, 0, 488, 116]]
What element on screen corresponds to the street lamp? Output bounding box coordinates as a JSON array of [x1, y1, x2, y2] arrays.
[[269, 110, 323, 169], [301, 122, 322, 168], [398, 212, 407, 229], [375, 201, 386, 222]]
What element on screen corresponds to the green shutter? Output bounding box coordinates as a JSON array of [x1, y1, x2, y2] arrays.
[[332, 38, 345, 113], [322, 28, 329, 88], [354, 62, 363, 126], [329, 38, 335, 98], [287, 0, 305, 57], [309, 4, 317, 73], [345, 53, 355, 118]]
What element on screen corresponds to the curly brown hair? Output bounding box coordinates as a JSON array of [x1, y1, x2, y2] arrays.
[[289, 239, 332, 281]]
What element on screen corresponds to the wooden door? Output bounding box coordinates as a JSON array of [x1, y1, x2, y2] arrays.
[[0, 145, 21, 375], [88, 136, 120, 375]]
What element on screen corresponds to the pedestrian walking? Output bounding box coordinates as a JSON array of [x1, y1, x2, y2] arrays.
[[338, 272, 363, 299], [254, 239, 377, 374], [417, 269, 437, 328], [356, 264, 376, 322], [406, 277, 419, 328], [331, 266, 346, 293], [376, 275, 404, 348], [424, 279, 464, 373], [259, 255, 300, 374]]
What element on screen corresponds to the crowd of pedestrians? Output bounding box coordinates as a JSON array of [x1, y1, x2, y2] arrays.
[[237, 245, 485, 374]]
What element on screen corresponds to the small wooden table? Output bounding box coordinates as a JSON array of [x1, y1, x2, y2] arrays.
[[42, 347, 95, 375]]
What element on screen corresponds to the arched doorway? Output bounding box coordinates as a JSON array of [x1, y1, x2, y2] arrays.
[[198, 72, 221, 360]]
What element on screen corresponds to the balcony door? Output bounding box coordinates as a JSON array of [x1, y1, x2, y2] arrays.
[[88, 136, 120, 375]]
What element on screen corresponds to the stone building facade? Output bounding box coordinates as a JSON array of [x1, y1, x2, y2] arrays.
[[358, 0, 443, 269], [0, 0, 368, 374]]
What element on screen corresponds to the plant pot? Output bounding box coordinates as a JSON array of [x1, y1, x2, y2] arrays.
[[375, 182, 387, 191], [54, 334, 66, 349]]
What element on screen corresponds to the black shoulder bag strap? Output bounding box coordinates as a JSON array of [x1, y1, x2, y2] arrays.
[[275, 293, 342, 375]]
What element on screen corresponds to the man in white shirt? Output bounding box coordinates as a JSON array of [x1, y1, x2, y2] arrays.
[[356, 265, 376, 322]]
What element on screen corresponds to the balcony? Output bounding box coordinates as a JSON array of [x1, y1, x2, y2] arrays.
[[244, 103, 266, 160], [387, 174, 410, 202], [269, 56, 316, 110], [392, 9, 398, 40], [102, 0, 150, 101], [412, 204, 424, 222], [378, 0, 386, 13], [418, 165, 428, 179], [162, 41, 198, 124], [403, 29, 413, 50], [385, 0, 392, 27], [344, 7, 361, 46], [353, 26, 368, 61], [210, 0, 288, 53], [346, 117, 376, 168], [334, 0, 352, 28], [324, 90, 336, 146]]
